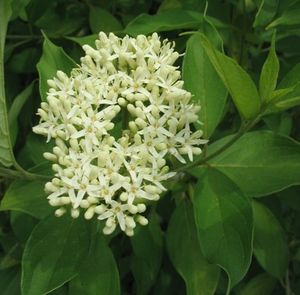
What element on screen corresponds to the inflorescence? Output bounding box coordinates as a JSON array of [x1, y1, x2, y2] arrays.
[[33, 32, 207, 236]]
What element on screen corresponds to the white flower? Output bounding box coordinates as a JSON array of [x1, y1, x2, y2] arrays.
[[33, 32, 207, 236]]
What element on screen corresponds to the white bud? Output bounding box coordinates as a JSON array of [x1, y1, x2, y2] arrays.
[[49, 198, 61, 206], [95, 204, 106, 214], [55, 207, 66, 217], [84, 206, 95, 220], [136, 215, 148, 226], [125, 228, 134, 237], [71, 208, 80, 218], [79, 200, 90, 208], [43, 152, 57, 162], [103, 224, 116, 235], [137, 203, 146, 213]]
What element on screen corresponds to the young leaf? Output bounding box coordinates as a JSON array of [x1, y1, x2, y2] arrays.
[[183, 30, 227, 138], [22, 215, 89, 295], [124, 10, 203, 36], [0, 0, 15, 167], [166, 199, 220, 295], [89, 6, 122, 33], [194, 131, 300, 197], [196, 33, 261, 120], [69, 235, 120, 295], [131, 213, 163, 295], [267, 6, 300, 29], [252, 201, 289, 279], [193, 170, 253, 289], [259, 33, 279, 102], [1, 163, 53, 219], [268, 63, 300, 111], [37, 33, 76, 101], [253, 0, 278, 28]]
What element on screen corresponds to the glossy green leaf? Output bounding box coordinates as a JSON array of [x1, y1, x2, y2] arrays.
[[37, 33, 76, 101], [196, 33, 261, 120], [69, 234, 120, 295], [183, 31, 227, 138], [259, 34, 279, 102], [22, 215, 89, 295], [194, 131, 300, 197], [167, 199, 220, 295], [0, 0, 15, 167], [89, 6, 122, 33], [131, 213, 163, 295], [124, 10, 203, 36], [240, 273, 276, 295], [252, 201, 289, 279], [1, 164, 53, 219], [193, 170, 253, 288]]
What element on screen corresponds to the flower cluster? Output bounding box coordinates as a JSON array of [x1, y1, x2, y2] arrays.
[[33, 32, 207, 236]]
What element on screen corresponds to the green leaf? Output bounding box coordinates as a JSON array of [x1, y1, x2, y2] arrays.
[[252, 201, 289, 279], [268, 63, 300, 111], [10, 211, 38, 244], [183, 30, 227, 138], [8, 82, 34, 146], [259, 34, 279, 102], [194, 131, 300, 197], [1, 164, 53, 219], [267, 6, 300, 29], [124, 10, 203, 36], [67, 35, 98, 47], [18, 133, 54, 167], [193, 170, 253, 289], [37, 33, 76, 101], [131, 213, 163, 295], [166, 199, 220, 295], [89, 6, 122, 33], [22, 215, 89, 295], [0, 266, 21, 295], [0, 0, 15, 167], [240, 273, 276, 295], [69, 234, 120, 295], [253, 0, 278, 28], [196, 33, 261, 120]]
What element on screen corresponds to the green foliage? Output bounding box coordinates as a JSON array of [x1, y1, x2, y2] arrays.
[[0, 0, 14, 167], [195, 33, 261, 120], [69, 235, 120, 295], [193, 131, 300, 197], [166, 199, 219, 295], [131, 213, 163, 294], [22, 215, 89, 295], [259, 33, 279, 102], [252, 201, 289, 279], [183, 32, 227, 138], [1, 0, 300, 294], [37, 34, 76, 101], [193, 170, 253, 290]]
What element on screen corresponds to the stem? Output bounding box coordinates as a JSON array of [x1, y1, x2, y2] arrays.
[[6, 34, 42, 40], [0, 167, 51, 181], [175, 113, 262, 173]]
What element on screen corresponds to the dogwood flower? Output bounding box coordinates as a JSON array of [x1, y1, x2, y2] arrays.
[[33, 32, 207, 236]]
